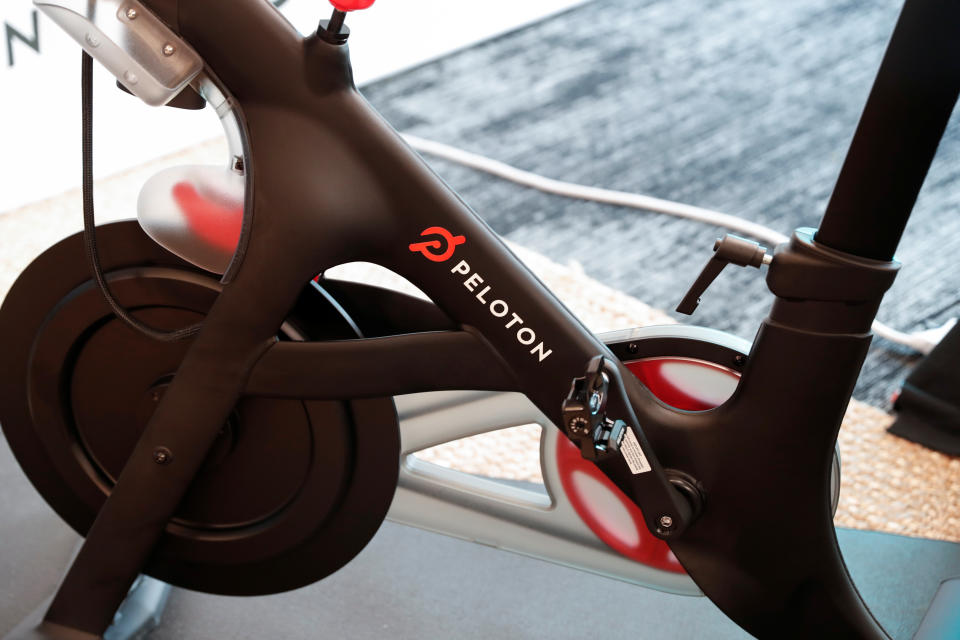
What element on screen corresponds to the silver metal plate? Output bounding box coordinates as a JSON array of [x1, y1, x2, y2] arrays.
[[35, 0, 203, 106]]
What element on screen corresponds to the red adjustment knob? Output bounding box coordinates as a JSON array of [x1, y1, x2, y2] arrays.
[[329, 0, 375, 10]]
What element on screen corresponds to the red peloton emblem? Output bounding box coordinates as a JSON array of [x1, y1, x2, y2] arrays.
[[409, 226, 466, 263]]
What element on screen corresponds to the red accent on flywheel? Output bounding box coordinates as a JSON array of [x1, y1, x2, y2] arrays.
[[555, 358, 740, 574], [172, 182, 244, 254], [626, 359, 726, 412]]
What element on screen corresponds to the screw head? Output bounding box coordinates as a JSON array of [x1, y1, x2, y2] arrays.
[[659, 515, 674, 529], [734, 354, 747, 367], [152, 447, 173, 465], [627, 342, 639, 354], [126, 7, 138, 19], [162, 43, 176, 56], [588, 393, 601, 413]]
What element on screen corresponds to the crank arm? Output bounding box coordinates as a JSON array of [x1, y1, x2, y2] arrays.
[[561, 356, 699, 539]]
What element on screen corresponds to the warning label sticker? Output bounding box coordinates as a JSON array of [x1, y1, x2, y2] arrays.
[[621, 428, 652, 474]]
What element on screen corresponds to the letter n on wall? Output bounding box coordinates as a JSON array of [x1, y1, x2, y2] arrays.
[[6, 10, 40, 68]]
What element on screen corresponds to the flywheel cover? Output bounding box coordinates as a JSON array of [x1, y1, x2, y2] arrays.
[[0, 221, 399, 595]]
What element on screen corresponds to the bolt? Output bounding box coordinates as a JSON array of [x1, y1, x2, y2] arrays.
[[627, 342, 639, 354], [152, 447, 173, 465], [327, 9, 347, 34], [734, 354, 747, 367], [126, 7, 138, 19], [659, 515, 674, 529], [152, 391, 161, 402], [589, 393, 601, 413], [162, 43, 176, 56]]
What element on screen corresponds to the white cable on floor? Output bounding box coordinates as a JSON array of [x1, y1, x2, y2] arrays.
[[402, 133, 955, 355]]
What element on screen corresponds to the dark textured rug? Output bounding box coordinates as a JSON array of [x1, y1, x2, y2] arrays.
[[363, 0, 960, 409]]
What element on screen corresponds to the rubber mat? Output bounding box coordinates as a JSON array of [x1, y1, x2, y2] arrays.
[[2, 444, 957, 640]]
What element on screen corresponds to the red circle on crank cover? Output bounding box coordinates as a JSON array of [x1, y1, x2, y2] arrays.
[[330, 0, 376, 10], [555, 358, 740, 574]]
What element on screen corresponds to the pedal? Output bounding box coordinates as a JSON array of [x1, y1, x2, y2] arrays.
[[561, 356, 628, 461], [676, 234, 772, 315]]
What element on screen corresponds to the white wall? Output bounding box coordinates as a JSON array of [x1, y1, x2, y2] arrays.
[[0, 0, 584, 214]]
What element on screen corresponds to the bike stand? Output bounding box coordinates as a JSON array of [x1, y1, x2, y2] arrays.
[[5, 576, 170, 640]]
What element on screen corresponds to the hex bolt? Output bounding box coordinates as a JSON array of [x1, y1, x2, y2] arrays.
[[659, 515, 674, 529], [589, 393, 601, 413], [162, 43, 176, 56], [152, 447, 173, 465], [126, 7, 138, 19]]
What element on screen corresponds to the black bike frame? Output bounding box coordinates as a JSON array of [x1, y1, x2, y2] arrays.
[[33, 1, 960, 638]]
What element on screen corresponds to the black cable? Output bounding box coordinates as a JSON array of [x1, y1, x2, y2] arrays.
[[82, 52, 202, 342]]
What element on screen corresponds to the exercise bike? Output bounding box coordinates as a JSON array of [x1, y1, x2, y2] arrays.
[[0, 0, 957, 637]]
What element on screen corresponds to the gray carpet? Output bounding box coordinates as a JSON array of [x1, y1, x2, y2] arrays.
[[363, 0, 960, 409], [1, 449, 957, 640], [99, 528, 960, 640]]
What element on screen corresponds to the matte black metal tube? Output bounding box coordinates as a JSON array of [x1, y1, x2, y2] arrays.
[[816, 0, 960, 261], [245, 331, 519, 398]]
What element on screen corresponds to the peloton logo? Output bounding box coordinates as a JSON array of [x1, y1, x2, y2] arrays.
[[410, 226, 553, 364], [409, 226, 466, 263]]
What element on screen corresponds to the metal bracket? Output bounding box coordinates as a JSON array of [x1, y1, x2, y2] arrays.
[[34, 0, 203, 106]]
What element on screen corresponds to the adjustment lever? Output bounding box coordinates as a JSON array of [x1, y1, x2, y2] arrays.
[[676, 234, 772, 315]]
